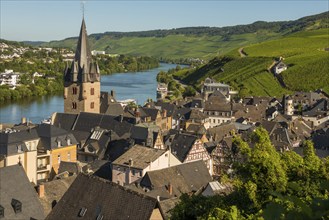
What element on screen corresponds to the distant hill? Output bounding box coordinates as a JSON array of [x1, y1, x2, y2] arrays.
[[173, 28, 329, 96], [30, 11, 328, 59], [22, 41, 46, 46]]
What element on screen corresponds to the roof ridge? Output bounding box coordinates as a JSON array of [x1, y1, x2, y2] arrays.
[[81, 173, 157, 201]]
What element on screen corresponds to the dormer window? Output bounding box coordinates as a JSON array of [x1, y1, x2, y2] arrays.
[[17, 145, 22, 153], [0, 205, 4, 218], [66, 136, 71, 145], [11, 199, 22, 214]]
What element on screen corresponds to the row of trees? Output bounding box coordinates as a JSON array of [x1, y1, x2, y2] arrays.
[[0, 76, 63, 102], [171, 128, 329, 219], [96, 55, 159, 74]]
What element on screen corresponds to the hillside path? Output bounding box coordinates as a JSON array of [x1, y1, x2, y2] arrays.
[[238, 48, 247, 57]]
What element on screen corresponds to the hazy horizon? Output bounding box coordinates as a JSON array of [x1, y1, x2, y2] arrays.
[[1, 1, 328, 42]]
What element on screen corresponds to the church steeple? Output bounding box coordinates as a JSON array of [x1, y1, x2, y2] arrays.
[[64, 19, 100, 83], [63, 18, 101, 114], [75, 19, 92, 70]]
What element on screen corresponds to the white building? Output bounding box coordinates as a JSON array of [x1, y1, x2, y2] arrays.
[[0, 70, 20, 88]]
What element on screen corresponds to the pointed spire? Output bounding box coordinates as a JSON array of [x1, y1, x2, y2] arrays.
[[75, 19, 92, 70]]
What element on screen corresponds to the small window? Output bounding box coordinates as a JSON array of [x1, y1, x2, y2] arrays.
[[67, 152, 71, 162], [72, 102, 77, 109], [73, 87, 77, 95], [90, 88, 94, 95], [17, 145, 23, 153], [0, 205, 4, 218], [132, 170, 135, 176], [57, 155, 61, 164], [90, 102, 94, 109]]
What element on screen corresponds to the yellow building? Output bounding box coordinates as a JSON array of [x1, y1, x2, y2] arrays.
[[36, 124, 78, 180]]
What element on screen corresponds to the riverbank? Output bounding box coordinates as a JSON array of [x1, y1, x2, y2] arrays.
[[0, 63, 179, 124]]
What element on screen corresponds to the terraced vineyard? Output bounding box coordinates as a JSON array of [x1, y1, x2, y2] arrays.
[[244, 28, 329, 93], [174, 29, 328, 96]]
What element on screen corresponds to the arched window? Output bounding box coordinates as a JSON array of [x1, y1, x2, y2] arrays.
[[90, 88, 94, 95], [72, 87, 77, 95], [72, 102, 77, 109], [90, 102, 94, 109]]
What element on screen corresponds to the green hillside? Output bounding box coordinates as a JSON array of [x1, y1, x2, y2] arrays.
[[39, 11, 328, 60], [46, 32, 281, 59], [243, 28, 329, 93], [174, 28, 329, 96]]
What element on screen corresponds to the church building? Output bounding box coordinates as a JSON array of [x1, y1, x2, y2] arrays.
[[64, 19, 101, 114]]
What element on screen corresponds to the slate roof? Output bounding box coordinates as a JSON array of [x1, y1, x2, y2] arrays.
[[52, 113, 78, 131], [204, 141, 218, 154], [140, 160, 212, 197], [46, 174, 161, 220], [202, 181, 234, 196], [186, 124, 206, 135], [172, 108, 191, 120], [184, 98, 205, 109], [112, 145, 166, 169], [72, 112, 133, 138], [140, 107, 159, 121], [105, 139, 131, 162], [170, 133, 198, 162], [0, 165, 45, 220], [158, 198, 180, 220], [39, 175, 77, 216], [204, 100, 231, 112], [36, 124, 78, 150], [131, 126, 149, 140], [154, 101, 177, 117], [207, 123, 237, 142], [82, 160, 112, 180], [0, 129, 39, 156], [58, 161, 81, 175]]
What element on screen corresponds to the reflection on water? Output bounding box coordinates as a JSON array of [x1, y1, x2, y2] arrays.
[[0, 63, 182, 124]]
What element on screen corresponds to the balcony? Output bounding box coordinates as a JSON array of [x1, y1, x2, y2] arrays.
[[37, 164, 50, 172], [37, 150, 50, 158]]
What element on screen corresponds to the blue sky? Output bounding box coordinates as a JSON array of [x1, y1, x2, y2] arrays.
[[0, 1, 328, 41]]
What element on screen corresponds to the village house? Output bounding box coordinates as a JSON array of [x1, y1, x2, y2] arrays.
[[169, 133, 212, 175], [157, 83, 168, 100], [0, 69, 20, 88], [136, 160, 212, 199], [35, 124, 78, 181], [273, 61, 287, 74], [201, 77, 232, 100], [112, 145, 181, 186], [46, 174, 165, 220], [0, 128, 39, 183]]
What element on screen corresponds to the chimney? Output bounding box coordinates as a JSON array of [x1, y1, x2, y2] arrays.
[[129, 158, 134, 167], [111, 90, 116, 99], [21, 117, 26, 124], [168, 183, 173, 195], [38, 184, 45, 198]]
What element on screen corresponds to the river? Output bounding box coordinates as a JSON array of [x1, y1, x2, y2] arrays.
[[0, 63, 181, 124]]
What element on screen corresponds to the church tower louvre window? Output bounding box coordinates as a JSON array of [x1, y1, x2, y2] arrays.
[[64, 18, 101, 114]]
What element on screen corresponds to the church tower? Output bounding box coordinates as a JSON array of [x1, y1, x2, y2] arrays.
[[64, 19, 101, 114]]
